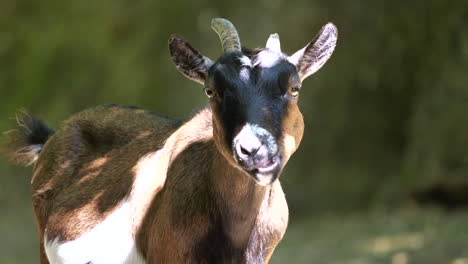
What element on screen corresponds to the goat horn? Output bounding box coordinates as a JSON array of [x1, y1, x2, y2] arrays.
[[211, 18, 241, 52], [266, 33, 281, 53]]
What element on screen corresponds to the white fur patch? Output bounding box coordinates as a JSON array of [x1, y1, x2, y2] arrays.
[[283, 134, 296, 158], [41, 109, 216, 263], [234, 123, 277, 155], [44, 202, 145, 264], [239, 56, 252, 82], [235, 123, 263, 154], [240, 68, 250, 82], [43, 149, 166, 264], [256, 173, 274, 186], [130, 150, 166, 229], [253, 49, 285, 68], [239, 55, 252, 67]]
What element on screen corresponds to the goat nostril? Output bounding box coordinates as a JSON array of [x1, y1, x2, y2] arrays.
[[240, 146, 250, 156], [238, 142, 262, 158]]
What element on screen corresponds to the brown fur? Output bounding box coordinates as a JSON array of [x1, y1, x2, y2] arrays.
[[3, 18, 337, 263], [15, 103, 302, 263], [32, 105, 179, 242]]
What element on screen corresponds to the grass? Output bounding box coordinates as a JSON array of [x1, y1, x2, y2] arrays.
[[272, 208, 468, 264], [2, 204, 468, 263]]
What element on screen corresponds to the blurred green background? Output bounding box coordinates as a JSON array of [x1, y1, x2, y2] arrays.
[[1, 0, 468, 263]]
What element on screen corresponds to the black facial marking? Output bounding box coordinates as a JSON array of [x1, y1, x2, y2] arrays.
[[208, 51, 299, 148]]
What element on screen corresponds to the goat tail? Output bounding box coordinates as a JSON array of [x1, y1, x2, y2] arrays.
[[2, 110, 54, 167]]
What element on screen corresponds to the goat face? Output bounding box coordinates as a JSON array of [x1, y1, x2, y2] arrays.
[[169, 19, 337, 185]]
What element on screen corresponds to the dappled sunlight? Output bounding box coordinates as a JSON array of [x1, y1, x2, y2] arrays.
[[333, 258, 372, 264], [453, 258, 468, 264], [362, 232, 424, 255], [60, 159, 72, 170], [270, 209, 468, 264], [392, 252, 408, 264], [136, 130, 153, 140], [84, 157, 108, 170], [78, 157, 108, 184], [330, 250, 409, 264]]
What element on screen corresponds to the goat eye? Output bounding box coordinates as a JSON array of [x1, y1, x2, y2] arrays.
[[288, 87, 301, 97], [204, 88, 216, 98]]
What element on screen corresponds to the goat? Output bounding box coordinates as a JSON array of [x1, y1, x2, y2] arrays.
[[4, 18, 337, 263]]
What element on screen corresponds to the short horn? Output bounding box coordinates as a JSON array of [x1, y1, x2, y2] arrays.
[[211, 18, 241, 52], [266, 33, 281, 53]]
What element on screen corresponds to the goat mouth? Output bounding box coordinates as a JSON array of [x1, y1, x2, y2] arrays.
[[238, 154, 280, 173], [255, 157, 279, 173], [232, 149, 282, 185], [249, 157, 281, 186]]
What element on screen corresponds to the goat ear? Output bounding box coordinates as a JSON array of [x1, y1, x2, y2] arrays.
[[288, 23, 338, 81], [169, 35, 213, 84]]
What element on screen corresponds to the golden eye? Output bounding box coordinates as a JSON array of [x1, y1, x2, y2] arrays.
[[204, 88, 216, 98], [288, 87, 301, 97]]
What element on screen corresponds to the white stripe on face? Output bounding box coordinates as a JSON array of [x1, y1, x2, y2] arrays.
[[239, 55, 252, 82], [253, 49, 285, 68], [240, 68, 250, 82], [239, 55, 252, 67]]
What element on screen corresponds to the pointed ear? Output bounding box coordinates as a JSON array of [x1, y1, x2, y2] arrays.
[[169, 35, 213, 84], [288, 23, 338, 81]]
